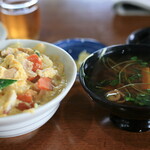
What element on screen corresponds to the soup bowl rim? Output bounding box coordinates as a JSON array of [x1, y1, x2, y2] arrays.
[[79, 43, 150, 110]]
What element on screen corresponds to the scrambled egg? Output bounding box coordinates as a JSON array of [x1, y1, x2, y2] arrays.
[[0, 44, 66, 117]]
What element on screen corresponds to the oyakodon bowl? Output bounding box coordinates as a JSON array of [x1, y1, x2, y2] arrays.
[[0, 39, 77, 138], [79, 44, 150, 132]]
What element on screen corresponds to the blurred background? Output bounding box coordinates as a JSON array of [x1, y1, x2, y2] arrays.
[[38, 0, 150, 45]]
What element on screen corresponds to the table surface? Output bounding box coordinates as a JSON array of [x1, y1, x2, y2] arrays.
[[1, 0, 150, 149]]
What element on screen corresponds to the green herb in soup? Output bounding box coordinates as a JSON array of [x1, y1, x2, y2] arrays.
[[96, 56, 150, 106]]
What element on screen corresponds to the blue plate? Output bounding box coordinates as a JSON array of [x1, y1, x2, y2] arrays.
[[54, 38, 106, 60]]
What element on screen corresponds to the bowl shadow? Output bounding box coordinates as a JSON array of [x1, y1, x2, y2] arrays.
[[62, 81, 94, 142], [94, 104, 150, 149]]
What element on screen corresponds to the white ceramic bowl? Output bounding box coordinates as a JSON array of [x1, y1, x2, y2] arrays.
[[0, 39, 77, 138]]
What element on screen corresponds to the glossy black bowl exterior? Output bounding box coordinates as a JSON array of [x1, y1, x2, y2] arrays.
[[79, 44, 150, 132], [126, 27, 150, 45]]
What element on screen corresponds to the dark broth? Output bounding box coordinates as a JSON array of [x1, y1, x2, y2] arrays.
[[85, 50, 150, 106]]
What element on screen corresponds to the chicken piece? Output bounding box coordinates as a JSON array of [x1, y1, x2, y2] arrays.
[[41, 55, 53, 69], [17, 48, 34, 55], [26, 89, 38, 99], [3, 68, 17, 79], [15, 51, 29, 63], [0, 66, 17, 79], [35, 90, 47, 102], [0, 66, 6, 78], [1, 54, 28, 80], [1, 54, 15, 68], [14, 52, 37, 77], [36, 68, 57, 78], [23, 59, 37, 77], [0, 90, 17, 114], [1, 47, 18, 56]]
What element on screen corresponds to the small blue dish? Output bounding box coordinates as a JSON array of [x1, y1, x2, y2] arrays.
[[54, 38, 106, 60]]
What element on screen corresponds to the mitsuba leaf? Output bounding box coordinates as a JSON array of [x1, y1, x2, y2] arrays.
[[0, 79, 17, 90]]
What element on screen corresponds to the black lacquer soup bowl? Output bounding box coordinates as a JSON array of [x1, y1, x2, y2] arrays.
[[79, 44, 150, 132], [127, 27, 150, 45]]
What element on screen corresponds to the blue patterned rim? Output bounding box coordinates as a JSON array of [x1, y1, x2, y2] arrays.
[[54, 38, 106, 60]]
